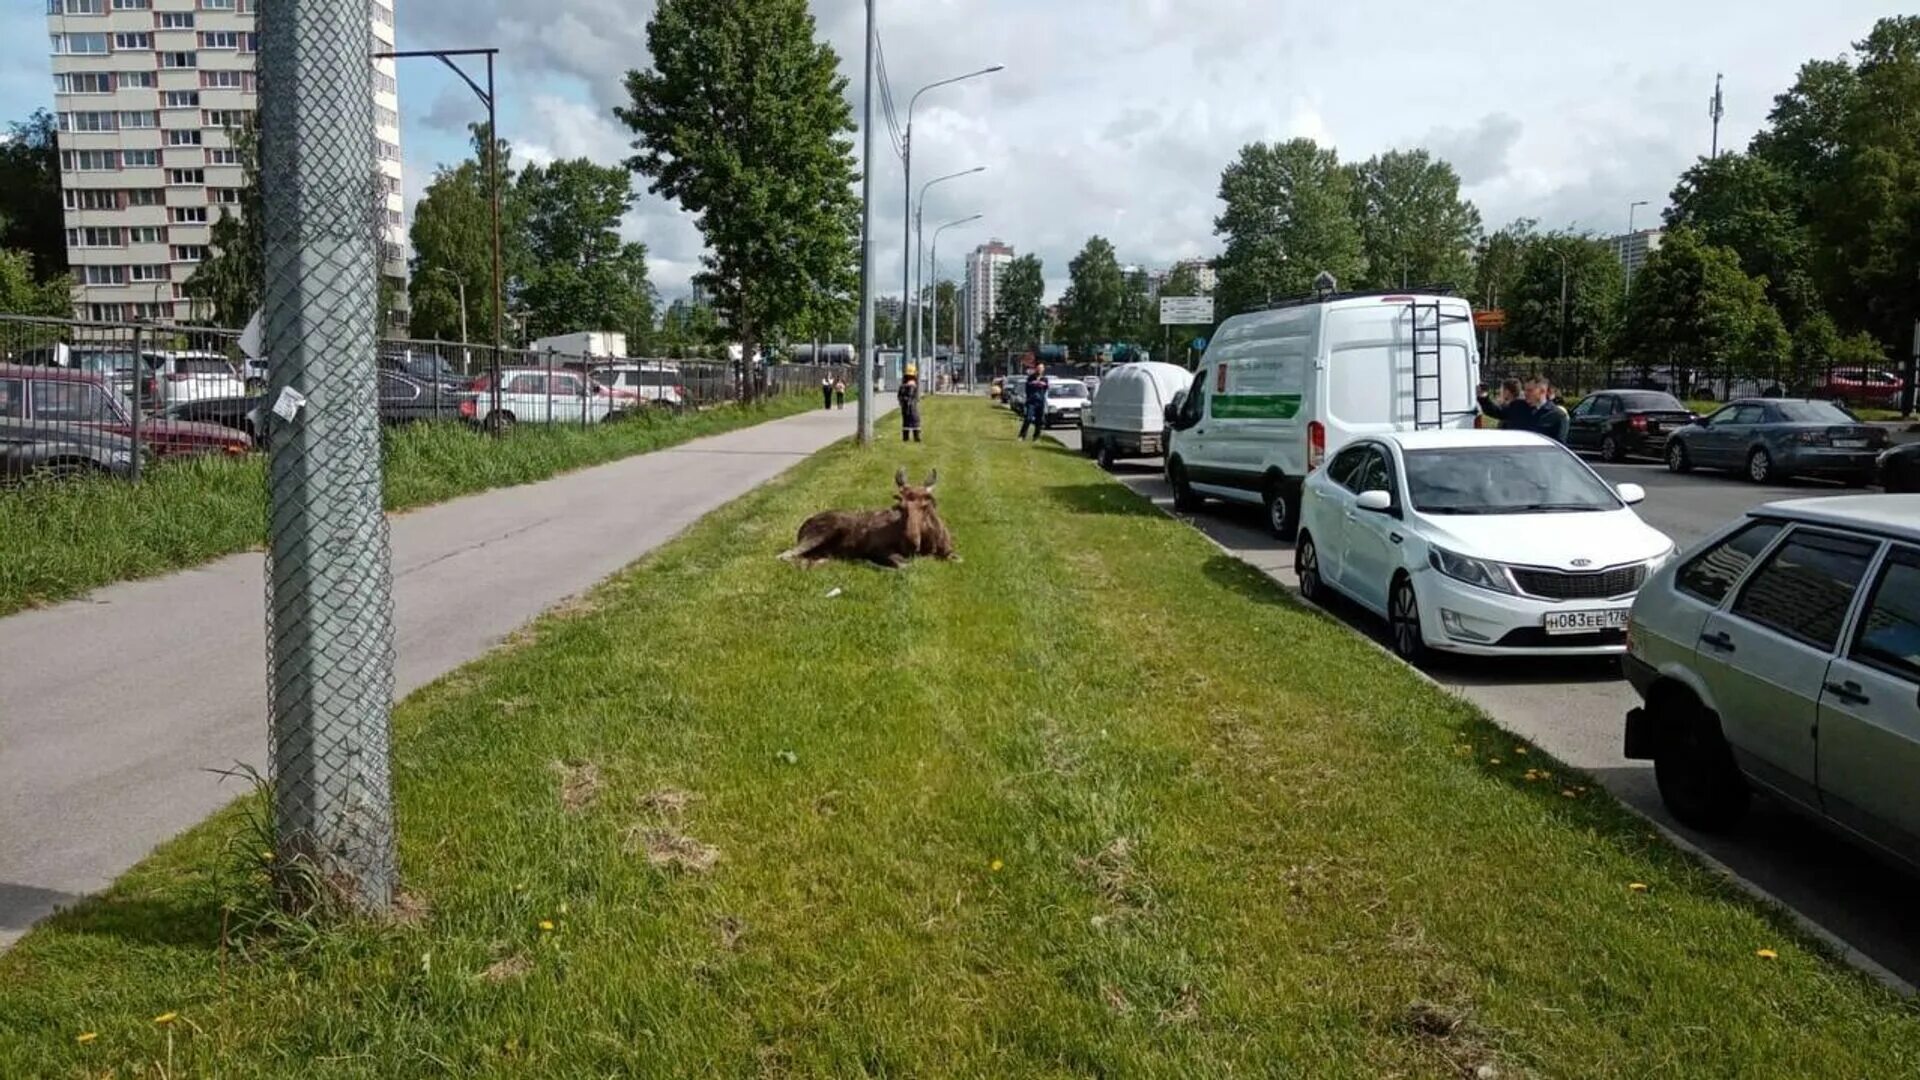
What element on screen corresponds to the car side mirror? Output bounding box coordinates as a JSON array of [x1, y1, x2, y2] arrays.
[[1355, 490, 1393, 513], [1692, 416, 1708, 426], [1164, 403, 1180, 425], [1616, 482, 1647, 505]]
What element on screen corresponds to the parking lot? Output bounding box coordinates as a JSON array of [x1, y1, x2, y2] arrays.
[[1056, 423, 1920, 991]]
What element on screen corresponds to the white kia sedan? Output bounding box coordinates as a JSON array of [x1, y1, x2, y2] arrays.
[[1295, 430, 1676, 662]]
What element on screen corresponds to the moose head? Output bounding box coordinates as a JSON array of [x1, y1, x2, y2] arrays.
[[893, 467, 939, 549]]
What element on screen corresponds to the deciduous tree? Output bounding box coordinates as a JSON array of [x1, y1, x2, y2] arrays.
[[1618, 228, 1789, 387], [514, 157, 655, 347], [1058, 236, 1125, 357], [980, 254, 1045, 365], [1213, 138, 1364, 317], [0, 110, 67, 282], [1347, 149, 1481, 290]]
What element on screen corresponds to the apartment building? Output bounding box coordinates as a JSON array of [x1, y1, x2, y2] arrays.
[[964, 239, 1013, 354], [1608, 229, 1664, 281], [46, 0, 403, 324]]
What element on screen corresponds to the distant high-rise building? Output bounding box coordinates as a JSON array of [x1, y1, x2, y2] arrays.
[[965, 239, 1014, 353], [46, 0, 404, 324], [1172, 258, 1217, 294], [1609, 229, 1664, 279]]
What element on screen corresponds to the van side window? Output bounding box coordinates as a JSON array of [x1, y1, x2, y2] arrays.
[[1850, 546, 1920, 684], [1178, 367, 1206, 426], [1729, 531, 1879, 651], [1675, 521, 1783, 605]]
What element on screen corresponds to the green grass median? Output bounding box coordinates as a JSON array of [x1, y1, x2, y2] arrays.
[[0, 393, 820, 618], [3, 398, 1916, 1077]]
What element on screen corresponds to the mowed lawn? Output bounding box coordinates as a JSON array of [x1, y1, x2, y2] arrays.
[[3, 398, 1916, 1078]]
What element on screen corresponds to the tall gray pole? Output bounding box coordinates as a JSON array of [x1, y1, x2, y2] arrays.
[[259, 0, 397, 911], [901, 68, 1000, 390], [929, 213, 981, 388], [855, 1, 878, 445]]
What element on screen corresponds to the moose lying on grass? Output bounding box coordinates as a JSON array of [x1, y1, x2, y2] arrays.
[[779, 467, 957, 569]]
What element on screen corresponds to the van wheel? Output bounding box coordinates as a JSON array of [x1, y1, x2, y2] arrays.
[[489, 411, 517, 434], [1097, 443, 1118, 470], [1389, 575, 1429, 665], [1263, 481, 1300, 540], [1295, 533, 1323, 603], [1666, 440, 1691, 474], [1169, 460, 1201, 512], [1653, 704, 1749, 832]]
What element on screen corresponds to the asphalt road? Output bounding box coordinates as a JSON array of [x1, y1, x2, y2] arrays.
[[1055, 422, 1920, 991], [0, 402, 890, 948]]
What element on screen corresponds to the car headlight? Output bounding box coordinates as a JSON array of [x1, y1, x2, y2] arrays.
[[1427, 546, 1515, 594]]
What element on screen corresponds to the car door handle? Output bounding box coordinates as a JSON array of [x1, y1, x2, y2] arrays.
[[1389, 532, 1403, 544], [1824, 681, 1871, 706], [1699, 631, 1736, 653]]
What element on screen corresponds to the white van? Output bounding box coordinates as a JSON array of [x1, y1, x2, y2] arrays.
[[1080, 361, 1194, 468], [1164, 291, 1481, 537]]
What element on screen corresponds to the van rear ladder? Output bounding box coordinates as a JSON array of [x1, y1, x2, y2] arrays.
[[1408, 300, 1472, 430]]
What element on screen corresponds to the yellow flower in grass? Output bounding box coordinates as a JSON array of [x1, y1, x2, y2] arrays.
[[75, 1032, 98, 1044], [990, 859, 1004, 873], [538, 920, 555, 932], [152, 1012, 178, 1025], [1628, 882, 1649, 893], [1756, 948, 1779, 960]]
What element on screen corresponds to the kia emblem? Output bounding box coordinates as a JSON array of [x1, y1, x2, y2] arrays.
[[1571, 558, 1593, 568]]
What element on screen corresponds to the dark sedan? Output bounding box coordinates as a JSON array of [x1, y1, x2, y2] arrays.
[[0, 363, 250, 458], [0, 418, 138, 485], [1664, 398, 1888, 485], [1881, 442, 1920, 493], [168, 370, 465, 446], [1565, 389, 1697, 462]]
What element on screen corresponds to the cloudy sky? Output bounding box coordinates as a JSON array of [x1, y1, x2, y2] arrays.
[[5, 1, 1897, 303]]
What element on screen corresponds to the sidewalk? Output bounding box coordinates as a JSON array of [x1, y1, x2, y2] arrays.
[[0, 402, 887, 947]]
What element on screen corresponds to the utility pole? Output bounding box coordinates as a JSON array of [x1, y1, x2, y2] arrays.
[[1709, 74, 1725, 160], [901, 66, 1001, 397], [855, 0, 878, 445]]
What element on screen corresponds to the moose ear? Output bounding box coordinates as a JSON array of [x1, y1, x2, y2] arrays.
[[923, 469, 939, 491], [894, 466, 908, 488]]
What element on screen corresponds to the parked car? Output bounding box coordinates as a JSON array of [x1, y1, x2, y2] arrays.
[[1880, 442, 1920, 493], [589, 362, 686, 410], [0, 417, 139, 485], [379, 351, 469, 394], [1165, 290, 1482, 538], [1042, 379, 1090, 428], [1295, 429, 1674, 661], [460, 367, 614, 429], [1622, 495, 1920, 870], [1810, 369, 1905, 410], [0, 364, 250, 457], [147, 352, 247, 410], [989, 376, 1007, 402], [1664, 398, 1890, 485], [1079, 361, 1192, 468], [170, 371, 467, 446], [1565, 389, 1697, 462]]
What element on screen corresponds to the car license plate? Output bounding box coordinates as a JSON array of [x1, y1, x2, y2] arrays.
[[1543, 608, 1630, 635], [1834, 438, 1867, 449], [1645, 421, 1661, 433]]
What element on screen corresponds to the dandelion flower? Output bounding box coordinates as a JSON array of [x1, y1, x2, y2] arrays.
[[152, 1012, 177, 1025], [538, 920, 554, 932], [558, 902, 569, 915], [990, 859, 1004, 872], [1628, 883, 1649, 893], [1756, 948, 1779, 960], [260, 850, 275, 862], [75, 1032, 97, 1044], [1561, 789, 1577, 798], [1514, 746, 1529, 756], [1489, 758, 1503, 766]]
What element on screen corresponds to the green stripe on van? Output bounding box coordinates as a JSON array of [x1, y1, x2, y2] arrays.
[[1210, 393, 1303, 420]]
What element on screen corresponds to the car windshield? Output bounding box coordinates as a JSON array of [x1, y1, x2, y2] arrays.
[[175, 358, 236, 376], [1773, 400, 1855, 423], [1617, 391, 1684, 411], [1405, 444, 1622, 515], [1049, 383, 1086, 399]]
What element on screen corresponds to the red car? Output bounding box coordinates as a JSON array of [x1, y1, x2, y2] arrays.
[[1811, 368, 1905, 409], [0, 364, 252, 457]]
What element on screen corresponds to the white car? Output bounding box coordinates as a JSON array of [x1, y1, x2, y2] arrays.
[[1043, 379, 1090, 427], [592, 362, 686, 409], [1295, 429, 1675, 661], [149, 351, 247, 409], [460, 367, 614, 429]]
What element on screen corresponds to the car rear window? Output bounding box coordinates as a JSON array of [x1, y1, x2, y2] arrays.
[[1617, 391, 1684, 411], [1676, 520, 1784, 605], [1730, 530, 1879, 651], [176, 358, 236, 376], [1773, 400, 1854, 423], [1049, 384, 1086, 399]]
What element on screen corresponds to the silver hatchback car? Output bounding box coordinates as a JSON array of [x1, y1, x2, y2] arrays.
[[1623, 495, 1920, 869]]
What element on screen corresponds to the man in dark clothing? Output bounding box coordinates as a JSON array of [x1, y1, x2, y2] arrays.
[[822, 375, 835, 410], [1017, 362, 1050, 441], [1479, 377, 1569, 442], [897, 370, 922, 442]]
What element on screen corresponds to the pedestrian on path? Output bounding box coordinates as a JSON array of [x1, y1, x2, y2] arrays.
[[898, 367, 923, 442], [1018, 361, 1050, 442], [822, 374, 835, 410], [834, 376, 847, 410]]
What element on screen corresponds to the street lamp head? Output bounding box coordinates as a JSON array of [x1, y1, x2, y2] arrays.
[[984, 64, 1006, 73]]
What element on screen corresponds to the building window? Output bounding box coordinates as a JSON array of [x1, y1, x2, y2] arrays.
[[128, 225, 165, 244], [64, 188, 121, 211], [200, 0, 235, 8], [163, 91, 200, 109], [207, 147, 240, 166], [54, 33, 110, 55], [376, 139, 401, 162], [130, 264, 168, 282], [202, 109, 248, 128], [210, 186, 240, 203], [160, 51, 197, 69], [127, 189, 164, 207], [170, 245, 206, 262], [197, 31, 238, 49], [374, 71, 397, 94], [170, 206, 208, 224], [67, 226, 124, 247], [60, 111, 118, 133], [165, 129, 203, 147], [83, 265, 128, 286], [112, 0, 152, 9], [158, 12, 193, 28], [376, 105, 399, 128], [167, 168, 204, 185], [56, 72, 114, 94], [63, 0, 107, 14], [119, 71, 156, 89], [113, 32, 151, 50], [119, 110, 158, 129], [63, 149, 119, 171], [201, 70, 245, 90], [238, 32, 257, 53], [121, 148, 160, 167]]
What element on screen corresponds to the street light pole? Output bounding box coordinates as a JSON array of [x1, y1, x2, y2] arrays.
[[929, 213, 983, 388], [912, 165, 984, 367], [854, 0, 879, 446], [901, 65, 1001, 392], [1556, 247, 1571, 361]]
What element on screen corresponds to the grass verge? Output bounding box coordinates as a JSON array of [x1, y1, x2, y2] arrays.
[[3, 398, 1916, 1077], [0, 392, 820, 617]]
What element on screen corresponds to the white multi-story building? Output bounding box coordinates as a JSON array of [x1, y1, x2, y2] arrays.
[[964, 239, 1013, 354], [46, 0, 403, 324], [1608, 229, 1663, 281]]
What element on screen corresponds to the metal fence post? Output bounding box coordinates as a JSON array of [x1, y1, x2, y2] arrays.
[[259, 0, 397, 914], [129, 323, 144, 484], [545, 347, 555, 425]]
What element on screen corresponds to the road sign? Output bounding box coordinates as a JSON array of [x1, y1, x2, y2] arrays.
[[1473, 309, 1508, 330], [1160, 296, 1215, 325]]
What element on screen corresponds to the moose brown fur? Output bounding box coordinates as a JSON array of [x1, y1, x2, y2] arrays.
[[780, 468, 956, 569]]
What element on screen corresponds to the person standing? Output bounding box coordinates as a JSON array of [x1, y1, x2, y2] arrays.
[[1476, 379, 1526, 428], [1017, 361, 1050, 442], [1528, 377, 1571, 443], [898, 367, 923, 442], [821, 374, 835, 410], [833, 376, 847, 410]]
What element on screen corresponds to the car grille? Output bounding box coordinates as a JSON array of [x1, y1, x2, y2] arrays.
[[1510, 563, 1646, 601]]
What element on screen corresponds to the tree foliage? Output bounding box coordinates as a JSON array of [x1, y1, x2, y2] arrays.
[[980, 254, 1046, 362], [0, 249, 73, 317], [1501, 233, 1623, 360], [407, 125, 516, 344], [514, 158, 655, 348], [618, 0, 860, 388], [0, 110, 68, 282], [1346, 149, 1481, 290], [1213, 138, 1364, 316], [1057, 236, 1125, 356], [1617, 228, 1789, 384]]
